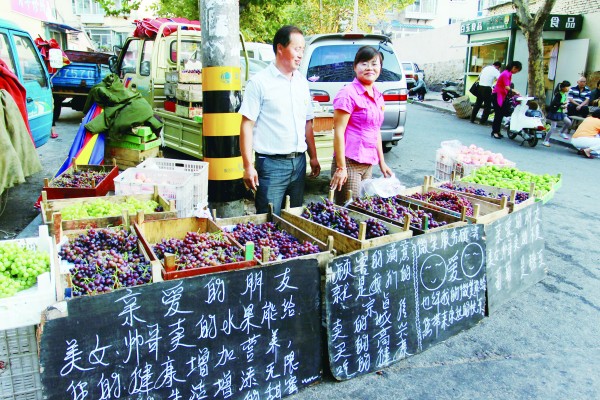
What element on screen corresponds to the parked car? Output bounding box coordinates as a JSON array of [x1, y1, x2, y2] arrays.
[[401, 61, 425, 89], [243, 42, 275, 63], [299, 33, 408, 152], [240, 56, 269, 80]]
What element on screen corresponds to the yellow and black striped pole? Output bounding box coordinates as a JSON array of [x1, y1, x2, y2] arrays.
[[201, 0, 244, 217], [202, 67, 245, 213]]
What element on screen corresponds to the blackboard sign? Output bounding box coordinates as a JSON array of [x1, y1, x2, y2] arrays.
[[40, 260, 322, 400], [325, 225, 486, 380], [485, 202, 545, 313]]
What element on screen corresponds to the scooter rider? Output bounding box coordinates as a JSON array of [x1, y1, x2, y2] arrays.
[[470, 61, 501, 125]]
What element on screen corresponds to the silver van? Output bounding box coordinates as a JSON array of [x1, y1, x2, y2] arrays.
[[299, 33, 408, 152]]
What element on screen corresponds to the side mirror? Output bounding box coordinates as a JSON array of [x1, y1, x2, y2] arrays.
[[108, 55, 117, 73], [48, 48, 64, 69]]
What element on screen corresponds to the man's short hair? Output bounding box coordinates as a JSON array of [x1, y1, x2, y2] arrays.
[[493, 61, 502, 68], [272, 25, 303, 55]]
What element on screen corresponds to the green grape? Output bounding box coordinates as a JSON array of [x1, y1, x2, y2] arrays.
[[59, 198, 165, 221], [0, 243, 51, 296]]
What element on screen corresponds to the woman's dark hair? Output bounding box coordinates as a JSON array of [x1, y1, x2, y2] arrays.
[[507, 61, 522, 71], [353, 46, 383, 67], [591, 109, 600, 119], [554, 80, 571, 95], [272, 25, 303, 55]]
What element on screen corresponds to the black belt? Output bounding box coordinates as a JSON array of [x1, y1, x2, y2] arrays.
[[256, 152, 304, 159]]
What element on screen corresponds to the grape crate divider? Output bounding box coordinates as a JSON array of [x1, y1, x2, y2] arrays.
[[281, 205, 412, 256], [134, 217, 257, 281], [214, 209, 335, 272]]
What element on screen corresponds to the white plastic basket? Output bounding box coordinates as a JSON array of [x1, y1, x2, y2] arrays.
[[434, 148, 455, 181], [114, 168, 195, 217], [455, 160, 517, 179], [0, 325, 43, 400], [137, 158, 209, 210]]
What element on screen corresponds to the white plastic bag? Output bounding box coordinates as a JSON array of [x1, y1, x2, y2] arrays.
[[360, 175, 406, 198]]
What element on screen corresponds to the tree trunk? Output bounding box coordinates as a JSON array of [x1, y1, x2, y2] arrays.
[[525, 29, 547, 107]]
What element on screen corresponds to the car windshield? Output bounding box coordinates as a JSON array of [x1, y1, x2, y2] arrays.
[[402, 62, 414, 72], [306, 43, 402, 83]]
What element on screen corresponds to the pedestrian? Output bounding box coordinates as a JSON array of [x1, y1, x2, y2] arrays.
[[329, 45, 393, 204], [239, 25, 321, 215], [543, 80, 572, 146], [566, 76, 591, 118], [571, 108, 600, 159], [470, 61, 501, 125], [408, 74, 427, 101], [491, 61, 522, 139]]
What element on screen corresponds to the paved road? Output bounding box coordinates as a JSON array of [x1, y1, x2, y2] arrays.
[[297, 103, 600, 399]]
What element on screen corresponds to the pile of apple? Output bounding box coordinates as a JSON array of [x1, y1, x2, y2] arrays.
[[460, 166, 561, 196], [455, 144, 513, 166]]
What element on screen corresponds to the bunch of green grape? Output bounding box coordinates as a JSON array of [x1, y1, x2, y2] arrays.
[[0, 242, 51, 298], [60, 198, 162, 221]]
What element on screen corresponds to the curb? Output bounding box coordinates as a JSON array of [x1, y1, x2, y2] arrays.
[[410, 100, 576, 150]]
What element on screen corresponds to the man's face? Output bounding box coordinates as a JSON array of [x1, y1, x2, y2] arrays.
[[277, 32, 305, 72], [578, 79, 587, 88]]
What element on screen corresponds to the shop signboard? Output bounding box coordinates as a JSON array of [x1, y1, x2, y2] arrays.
[[460, 14, 514, 35], [544, 15, 583, 31], [39, 260, 323, 400], [325, 225, 486, 381]]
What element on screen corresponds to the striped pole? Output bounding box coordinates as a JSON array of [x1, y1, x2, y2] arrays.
[[201, 0, 245, 217]]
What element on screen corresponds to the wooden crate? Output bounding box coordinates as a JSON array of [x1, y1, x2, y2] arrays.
[[43, 163, 119, 200], [347, 197, 467, 235], [134, 217, 257, 281], [429, 176, 536, 213], [398, 178, 509, 224], [214, 210, 335, 271], [313, 113, 333, 133], [40, 190, 177, 242], [105, 144, 160, 169], [280, 204, 412, 256]]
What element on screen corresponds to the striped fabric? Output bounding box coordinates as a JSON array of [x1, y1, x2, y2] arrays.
[[331, 157, 373, 205]]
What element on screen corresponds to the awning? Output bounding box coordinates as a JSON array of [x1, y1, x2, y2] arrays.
[[44, 22, 81, 32], [450, 39, 507, 48]]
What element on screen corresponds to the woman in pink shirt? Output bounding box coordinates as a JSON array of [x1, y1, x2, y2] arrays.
[[491, 61, 522, 139], [329, 46, 392, 204]]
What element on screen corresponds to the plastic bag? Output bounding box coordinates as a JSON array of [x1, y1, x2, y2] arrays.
[[360, 175, 406, 198]]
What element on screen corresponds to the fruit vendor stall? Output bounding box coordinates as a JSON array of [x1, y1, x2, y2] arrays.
[[1, 152, 560, 399]]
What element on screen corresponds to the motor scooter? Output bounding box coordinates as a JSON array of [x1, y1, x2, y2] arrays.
[[503, 96, 547, 147], [441, 80, 462, 102]]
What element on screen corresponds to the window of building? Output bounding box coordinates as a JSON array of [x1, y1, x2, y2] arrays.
[[72, 0, 105, 15], [469, 42, 508, 73], [89, 29, 112, 51], [407, 0, 437, 14]]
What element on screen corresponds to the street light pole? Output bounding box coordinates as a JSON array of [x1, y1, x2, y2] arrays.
[[352, 0, 358, 31]]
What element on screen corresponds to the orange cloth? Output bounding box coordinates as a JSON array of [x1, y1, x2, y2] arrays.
[[572, 116, 600, 139]]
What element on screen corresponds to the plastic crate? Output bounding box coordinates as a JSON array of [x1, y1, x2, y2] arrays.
[[454, 160, 516, 179], [137, 158, 209, 210], [114, 168, 195, 217], [0, 325, 43, 400], [434, 148, 455, 181]]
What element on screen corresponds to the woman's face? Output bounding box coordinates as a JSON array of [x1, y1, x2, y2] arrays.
[[510, 66, 521, 74], [354, 55, 381, 86], [562, 85, 570, 93]]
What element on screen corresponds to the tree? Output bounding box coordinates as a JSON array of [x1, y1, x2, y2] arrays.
[[512, 0, 558, 107]]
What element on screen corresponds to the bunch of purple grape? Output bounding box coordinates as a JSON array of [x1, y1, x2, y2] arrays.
[[229, 221, 320, 261], [406, 191, 474, 216], [153, 231, 245, 270], [50, 170, 109, 188], [352, 195, 447, 230], [58, 228, 152, 297], [301, 199, 388, 239]]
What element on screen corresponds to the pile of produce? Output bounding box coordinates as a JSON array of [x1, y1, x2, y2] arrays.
[[439, 183, 530, 204], [460, 166, 560, 196], [58, 228, 152, 296], [228, 221, 320, 261], [49, 170, 110, 188], [153, 231, 245, 270], [59, 197, 164, 220], [405, 191, 474, 216], [301, 199, 388, 239], [351, 195, 447, 230], [455, 144, 513, 166], [0, 243, 51, 298]]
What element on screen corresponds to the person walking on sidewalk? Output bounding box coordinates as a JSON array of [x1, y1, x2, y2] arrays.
[[470, 61, 501, 124], [571, 109, 600, 159], [543, 80, 572, 146], [239, 25, 321, 215], [491, 61, 522, 139]]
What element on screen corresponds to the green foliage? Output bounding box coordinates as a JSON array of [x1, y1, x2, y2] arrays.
[[150, 0, 200, 20], [96, 0, 143, 17]]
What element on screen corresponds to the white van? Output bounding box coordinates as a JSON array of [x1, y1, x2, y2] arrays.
[[243, 42, 275, 63]]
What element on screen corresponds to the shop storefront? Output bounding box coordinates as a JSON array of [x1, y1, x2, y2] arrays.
[[460, 13, 585, 103]]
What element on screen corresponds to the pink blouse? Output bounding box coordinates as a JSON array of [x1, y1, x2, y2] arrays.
[[333, 78, 385, 165]]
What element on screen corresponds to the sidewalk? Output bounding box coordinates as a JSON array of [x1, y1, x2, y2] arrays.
[[414, 91, 576, 149]]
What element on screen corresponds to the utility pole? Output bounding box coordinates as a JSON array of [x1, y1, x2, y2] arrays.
[[353, 0, 358, 31], [200, 0, 245, 217]]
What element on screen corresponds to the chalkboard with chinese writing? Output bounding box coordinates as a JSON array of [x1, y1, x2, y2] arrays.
[[485, 202, 545, 313], [40, 260, 322, 400], [325, 225, 486, 380]]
